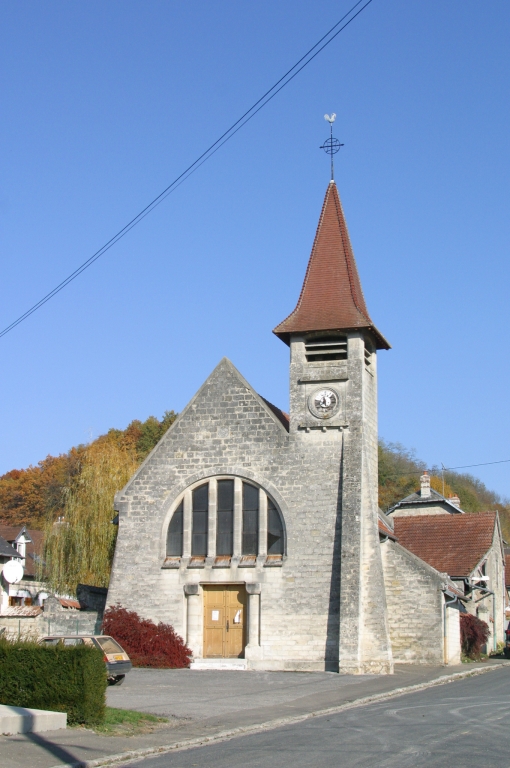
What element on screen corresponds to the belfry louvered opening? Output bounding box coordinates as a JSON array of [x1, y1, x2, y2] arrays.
[[305, 335, 347, 362]]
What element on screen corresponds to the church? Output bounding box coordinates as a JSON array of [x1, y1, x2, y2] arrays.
[[107, 177, 480, 673]]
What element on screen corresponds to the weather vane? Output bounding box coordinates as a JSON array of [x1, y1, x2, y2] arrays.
[[320, 114, 343, 182]]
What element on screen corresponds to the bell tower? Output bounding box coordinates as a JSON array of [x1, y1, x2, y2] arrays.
[[273, 179, 393, 674]]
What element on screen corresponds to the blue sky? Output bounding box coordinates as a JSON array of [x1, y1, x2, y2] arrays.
[[1, 1, 509, 498]]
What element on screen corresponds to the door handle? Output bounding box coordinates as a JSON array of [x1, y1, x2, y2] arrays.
[[226, 619, 229, 632]]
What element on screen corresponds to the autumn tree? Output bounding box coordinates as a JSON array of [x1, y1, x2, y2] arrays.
[[40, 411, 178, 593], [43, 435, 138, 594]]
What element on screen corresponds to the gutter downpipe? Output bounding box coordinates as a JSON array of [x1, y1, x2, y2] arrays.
[[442, 588, 459, 664]]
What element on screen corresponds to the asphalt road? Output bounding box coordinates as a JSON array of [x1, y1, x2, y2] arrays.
[[119, 668, 510, 768]]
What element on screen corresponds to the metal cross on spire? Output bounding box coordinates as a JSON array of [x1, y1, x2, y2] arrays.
[[320, 113, 343, 182]]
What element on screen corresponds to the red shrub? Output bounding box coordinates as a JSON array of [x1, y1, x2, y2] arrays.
[[460, 613, 490, 659], [102, 605, 192, 668]]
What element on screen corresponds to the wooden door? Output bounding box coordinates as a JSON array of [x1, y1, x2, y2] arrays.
[[203, 585, 246, 658]]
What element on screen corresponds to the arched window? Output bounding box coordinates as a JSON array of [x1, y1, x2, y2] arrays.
[[192, 484, 208, 556], [165, 477, 285, 564], [217, 479, 234, 556], [242, 482, 259, 555], [267, 498, 284, 555], [166, 500, 183, 556]]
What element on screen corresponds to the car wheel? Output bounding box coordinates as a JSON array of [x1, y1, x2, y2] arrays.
[[107, 674, 125, 686]]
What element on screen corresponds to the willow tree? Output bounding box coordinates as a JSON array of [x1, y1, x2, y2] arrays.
[[43, 436, 139, 595]]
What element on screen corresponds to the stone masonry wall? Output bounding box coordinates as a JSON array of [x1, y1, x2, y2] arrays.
[[108, 358, 346, 671], [0, 611, 100, 640], [381, 539, 445, 664]]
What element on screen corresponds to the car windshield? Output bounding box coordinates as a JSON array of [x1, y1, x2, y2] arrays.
[[95, 636, 124, 654]]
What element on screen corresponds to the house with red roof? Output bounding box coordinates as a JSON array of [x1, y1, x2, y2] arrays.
[[381, 473, 506, 662]]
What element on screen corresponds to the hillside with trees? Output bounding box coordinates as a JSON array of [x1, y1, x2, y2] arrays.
[[379, 440, 510, 540], [0, 416, 508, 592]]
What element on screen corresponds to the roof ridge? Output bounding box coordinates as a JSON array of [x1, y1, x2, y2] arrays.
[[330, 183, 370, 321]]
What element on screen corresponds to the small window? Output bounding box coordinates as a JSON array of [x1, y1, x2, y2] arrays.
[[267, 499, 284, 555], [217, 479, 234, 556], [167, 501, 183, 556], [305, 335, 347, 362], [364, 340, 373, 370], [192, 484, 208, 556], [242, 483, 259, 555]]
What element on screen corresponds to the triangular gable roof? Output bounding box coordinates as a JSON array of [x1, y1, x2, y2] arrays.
[[378, 509, 397, 540], [387, 487, 464, 515], [0, 535, 22, 560], [14, 525, 32, 544], [116, 357, 289, 495], [393, 511, 498, 577], [273, 181, 389, 349], [0, 525, 42, 576]]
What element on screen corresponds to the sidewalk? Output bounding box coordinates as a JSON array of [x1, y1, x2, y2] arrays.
[[1, 660, 508, 768]]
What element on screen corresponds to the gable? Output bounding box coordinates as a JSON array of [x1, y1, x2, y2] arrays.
[[119, 357, 289, 495]]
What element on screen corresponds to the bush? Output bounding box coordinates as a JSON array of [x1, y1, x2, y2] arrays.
[[460, 613, 490, 659], [0, 637, 106, 725], [102, 605, 192, 668]]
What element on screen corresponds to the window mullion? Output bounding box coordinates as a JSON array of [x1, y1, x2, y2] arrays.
[[259, 489, 267, 557], [182, 488, 192, 558], [233, 477, 242, 557], [208, 479, 217, 559]]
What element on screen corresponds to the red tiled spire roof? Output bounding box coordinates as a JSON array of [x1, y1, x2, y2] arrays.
[[273, 181, 390, 349]]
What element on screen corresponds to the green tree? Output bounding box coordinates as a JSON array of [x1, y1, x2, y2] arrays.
[[43, 436, 139, 594]]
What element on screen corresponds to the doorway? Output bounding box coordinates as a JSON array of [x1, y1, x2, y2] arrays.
[[203, 584, 247, 658]]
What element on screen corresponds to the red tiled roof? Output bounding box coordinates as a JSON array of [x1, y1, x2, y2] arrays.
[[0, 605, 43, 617], [505, 554, 510, 588], [260, 397, 290, 431], [379, 518, 397, 540], [59, 598, 80, 610], [273, 182, 389, 349], [0, 525, 44, 578], [393, 512, 497, 577]]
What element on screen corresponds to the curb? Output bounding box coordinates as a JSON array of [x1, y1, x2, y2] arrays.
[[48, 662, 508, 768]]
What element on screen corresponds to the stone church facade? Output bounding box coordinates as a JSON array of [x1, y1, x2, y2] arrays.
[[107, 181, 465, 672]]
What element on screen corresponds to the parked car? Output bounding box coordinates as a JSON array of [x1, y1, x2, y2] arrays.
[[40, 635, 132, 685]]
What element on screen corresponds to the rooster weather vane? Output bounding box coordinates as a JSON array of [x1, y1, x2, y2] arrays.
[[321, 114, 343, 182]]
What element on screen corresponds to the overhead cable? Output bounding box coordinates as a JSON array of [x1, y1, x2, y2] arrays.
[[0, 0, 375, 339]]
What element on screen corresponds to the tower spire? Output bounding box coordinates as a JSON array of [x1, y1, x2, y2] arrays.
[[273, 180, 390, 350]]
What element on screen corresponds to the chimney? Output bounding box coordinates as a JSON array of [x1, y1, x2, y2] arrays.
[[420, 471, 431, 498], [448, 494, 461, 508]]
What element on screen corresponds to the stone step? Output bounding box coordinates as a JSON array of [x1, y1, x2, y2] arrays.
[[0, 705, 67, 735], [190, 658, 248, 671]]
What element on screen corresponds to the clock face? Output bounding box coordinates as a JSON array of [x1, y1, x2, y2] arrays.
[[308, 388, 340, 420]]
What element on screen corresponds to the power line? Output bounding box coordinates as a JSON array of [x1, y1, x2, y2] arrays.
[[385, 458, 510, 479], [0, 0, 375, 340], [443, 459, 510, 472]]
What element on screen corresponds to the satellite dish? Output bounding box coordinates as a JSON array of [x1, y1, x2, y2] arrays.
[[2, 559, 24, 584]]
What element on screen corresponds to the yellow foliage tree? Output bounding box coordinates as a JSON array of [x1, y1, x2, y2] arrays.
[[430, 475, 455, 499], [43, 435, 139, 595]]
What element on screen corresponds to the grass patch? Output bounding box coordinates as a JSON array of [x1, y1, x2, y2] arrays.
[[80, 707, 168, 736]]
